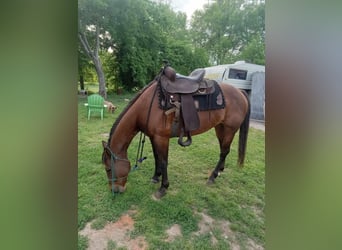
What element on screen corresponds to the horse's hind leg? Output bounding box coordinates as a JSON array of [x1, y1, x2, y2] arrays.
[[208, 125, 236, 184]]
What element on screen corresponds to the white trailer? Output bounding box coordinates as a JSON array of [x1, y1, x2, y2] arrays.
[[203, 61, 265, 91]]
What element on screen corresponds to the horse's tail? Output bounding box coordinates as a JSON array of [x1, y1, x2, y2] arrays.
[[238, 90, 250, 167]]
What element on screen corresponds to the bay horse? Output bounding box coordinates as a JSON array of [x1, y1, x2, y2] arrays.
[[102, 66, 250, 199]]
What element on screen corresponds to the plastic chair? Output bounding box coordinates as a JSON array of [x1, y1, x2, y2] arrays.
[[84, 94, 107, 120]]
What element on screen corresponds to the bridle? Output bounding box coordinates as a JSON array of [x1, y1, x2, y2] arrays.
[[103, 145, 130, 193]]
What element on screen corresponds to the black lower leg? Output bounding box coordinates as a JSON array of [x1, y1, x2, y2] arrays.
[[151, 141, 161, 183], [208, 147, 230, 184], [151, 167, 161, 183], [218, 147, 230, 171], [154, 161, 169, 199]]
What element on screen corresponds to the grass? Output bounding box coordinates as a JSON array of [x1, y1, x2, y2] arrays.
[[78, 91, 265, 249]]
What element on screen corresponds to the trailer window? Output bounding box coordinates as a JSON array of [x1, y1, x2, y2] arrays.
[[228, 68, 247, 80]]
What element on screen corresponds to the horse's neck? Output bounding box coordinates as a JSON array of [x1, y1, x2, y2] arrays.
[[109, 109, 139, 157], [109, 82, 157, 156]]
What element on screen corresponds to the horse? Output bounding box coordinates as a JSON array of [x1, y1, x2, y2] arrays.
[[102, 66, 250, 199]]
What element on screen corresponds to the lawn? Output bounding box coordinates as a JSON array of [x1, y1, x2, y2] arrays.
[[78, 91, 265, 250]]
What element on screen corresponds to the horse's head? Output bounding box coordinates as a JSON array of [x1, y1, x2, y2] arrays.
[[101, 141, 131, 193]]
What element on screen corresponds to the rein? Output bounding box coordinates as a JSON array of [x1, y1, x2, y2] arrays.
[[133, 74, 160, 169], [133, 132, 147, 170]]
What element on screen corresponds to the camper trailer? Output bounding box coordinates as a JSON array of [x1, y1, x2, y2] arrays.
[[204, 61, 265, 92]]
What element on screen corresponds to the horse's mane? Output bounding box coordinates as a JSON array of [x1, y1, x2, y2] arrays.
[[107, 80, 157, 145]]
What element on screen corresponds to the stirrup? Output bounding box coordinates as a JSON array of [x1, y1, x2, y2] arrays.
[[178, 129, 192, 147]]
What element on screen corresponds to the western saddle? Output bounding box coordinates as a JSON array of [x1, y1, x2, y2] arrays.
[[158, 66, 216, 146]]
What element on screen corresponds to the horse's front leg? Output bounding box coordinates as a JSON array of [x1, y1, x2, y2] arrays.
[[150, 137, 161, 183], [151, 136, 170, 199]]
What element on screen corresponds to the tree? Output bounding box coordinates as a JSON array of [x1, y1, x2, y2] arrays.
[[78, 44, 89, 91], [77, 0, 264, 95], [190, 0, 265, 65], [103, 0, 210, 91], [78, 0, 211, 94], [78, 0, 110, 98], [235, 2, 265, 64], [106, 0, 165, 90], [102, 50, 119, 94], [239, 35, 265, 65]]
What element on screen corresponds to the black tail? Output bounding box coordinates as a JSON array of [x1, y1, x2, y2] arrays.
[[238, 90, 250, 167]]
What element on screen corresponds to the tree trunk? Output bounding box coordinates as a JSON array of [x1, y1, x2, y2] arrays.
[[78, 24, 107, 99], [94, 57, 107, 99], [80, 75, 84, 90]]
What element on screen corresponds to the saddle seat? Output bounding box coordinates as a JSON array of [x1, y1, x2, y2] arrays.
[[161, 67, 213, 94]]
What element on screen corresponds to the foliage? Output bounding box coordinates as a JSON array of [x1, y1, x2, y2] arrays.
[[106, 0, 209, 90], [78, 91, 265, 249], [78, 0, 265, 91], [239, 35, 265, 65], [101, 50, 119, 93], [190, 0, 265, 65]]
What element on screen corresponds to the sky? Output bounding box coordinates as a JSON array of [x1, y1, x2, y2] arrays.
[[169, 0, 209, 20]]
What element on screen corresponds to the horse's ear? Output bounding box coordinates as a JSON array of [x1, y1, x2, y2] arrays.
[[102, 141, 107, 148]]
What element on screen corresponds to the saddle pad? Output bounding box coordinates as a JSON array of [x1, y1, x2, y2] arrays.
[[193, 81, 225, 111]]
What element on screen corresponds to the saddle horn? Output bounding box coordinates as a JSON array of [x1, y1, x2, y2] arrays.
[[163, 65, 176, 82]]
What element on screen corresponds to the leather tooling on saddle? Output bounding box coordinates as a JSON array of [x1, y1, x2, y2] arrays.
[[158, 66, 225, 146]]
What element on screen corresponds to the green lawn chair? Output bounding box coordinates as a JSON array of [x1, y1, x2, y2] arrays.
[[84, 94, 107, 120]]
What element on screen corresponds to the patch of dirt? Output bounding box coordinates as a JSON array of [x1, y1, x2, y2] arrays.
[[246, 238, 264, 250], [193, 212, 229, 246], [165, 224, 182, 242], [192, 211, 264, 250], [194, 212, 215, 235], [80, 209, 262, 249], [219, 220, 240, 250], [79, 210, 148, 250]]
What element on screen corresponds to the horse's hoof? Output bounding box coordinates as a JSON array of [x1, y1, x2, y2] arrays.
[[207, 179, 215, 185], [151, 178, 160, 184], [154, 189, 166, 199]]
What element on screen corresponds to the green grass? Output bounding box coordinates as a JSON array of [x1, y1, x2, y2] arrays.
[[78, 92, 265, 249]]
